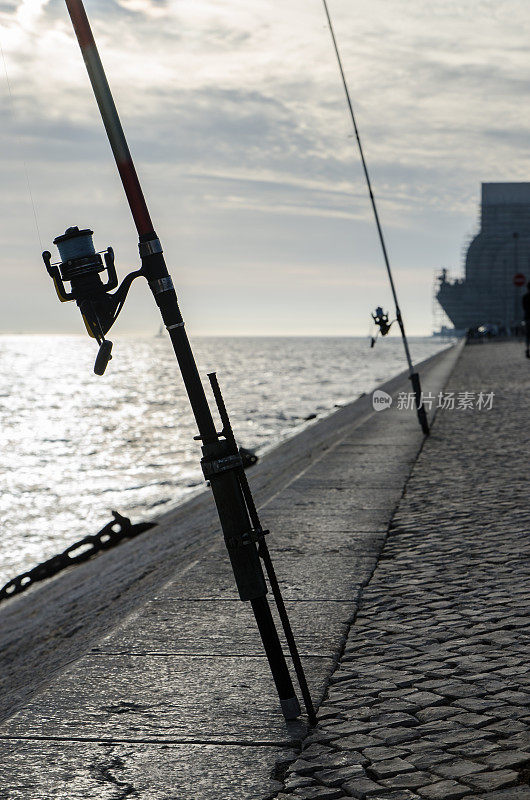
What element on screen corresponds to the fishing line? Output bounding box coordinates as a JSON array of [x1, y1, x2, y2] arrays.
[[0, 35, 44, 251], [321, 0, 430, 435]]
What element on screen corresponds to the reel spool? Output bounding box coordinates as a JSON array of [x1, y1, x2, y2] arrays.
[[43, 227, 142, 374]]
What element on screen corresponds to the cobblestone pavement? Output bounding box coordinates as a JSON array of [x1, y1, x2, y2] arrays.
[[274, 342, 530, 800]]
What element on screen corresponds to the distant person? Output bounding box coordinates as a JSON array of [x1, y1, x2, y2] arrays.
[[523, 282, 530, 358]]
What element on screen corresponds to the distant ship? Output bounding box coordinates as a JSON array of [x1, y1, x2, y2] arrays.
[[436, 182, 530, 332]]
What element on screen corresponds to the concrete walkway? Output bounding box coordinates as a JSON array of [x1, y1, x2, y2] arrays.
[[0, 344, 460, 799], [275, 341, 530, 800]]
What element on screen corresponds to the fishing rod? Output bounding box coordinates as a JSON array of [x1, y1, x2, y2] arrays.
[[41, 0, 316, 725], [321, 0, 430, 435]]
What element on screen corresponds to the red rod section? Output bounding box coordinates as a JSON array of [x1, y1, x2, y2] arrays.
[[64, 0, 154, 237]]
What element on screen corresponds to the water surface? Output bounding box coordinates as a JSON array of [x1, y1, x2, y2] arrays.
[[0, 335, 449, 583]]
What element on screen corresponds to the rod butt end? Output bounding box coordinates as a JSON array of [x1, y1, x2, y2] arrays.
[[281, 696, 301, 720]]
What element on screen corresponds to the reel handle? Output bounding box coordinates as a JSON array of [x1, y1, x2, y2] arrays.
[[94, 339, 113, 375]]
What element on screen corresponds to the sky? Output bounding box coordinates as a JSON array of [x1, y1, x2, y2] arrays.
[[0, 0, 529, 335]]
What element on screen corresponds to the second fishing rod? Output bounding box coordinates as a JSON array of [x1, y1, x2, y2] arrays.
[[322, 0, 430, 435], [45, 0, 317, 725]]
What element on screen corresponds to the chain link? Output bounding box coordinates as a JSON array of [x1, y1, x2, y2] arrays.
[[0, 511, 155, 604]]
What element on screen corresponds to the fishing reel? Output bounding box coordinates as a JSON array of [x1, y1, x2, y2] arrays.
[[370, 306, 394, 347], [43, 227, 143, 375]]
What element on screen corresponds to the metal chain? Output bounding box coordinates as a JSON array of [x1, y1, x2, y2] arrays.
[[0, 511, 155, 603]]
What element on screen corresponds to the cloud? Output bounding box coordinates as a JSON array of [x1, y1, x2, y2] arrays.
[[0, 0, 529, 333], [116, 0, 169, 17]]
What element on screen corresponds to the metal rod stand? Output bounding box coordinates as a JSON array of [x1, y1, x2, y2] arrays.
[[208, 372, 317, 726]]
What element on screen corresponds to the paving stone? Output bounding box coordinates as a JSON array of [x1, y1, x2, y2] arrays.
[[499, 733, 530, 750], [342, 776, 385, 798], [454, 698, 507, 713], [399, 692, 445, 708], [415, 706, 459, 723], [426, 729, 486, 746], [447, 740, 498, 759], [369, 713, 419, 729], [474, 681, 509, 695], [332, 735, 382, 750], [372, 700, 420, 714], [405, 750, 453, 770], [319, 708, 348, 722], [305, 730, 338, 746], [370, 793, 422, 800], [478, 788, 530, 799], [303, 744, 335, 759], [368, 759, 417, 780], [406, 740, 450, 754], [285, 775, 319, 790], [374, 728, 419, 746], [416, 780, 472, 799], [377, 690, 414, 701], [328, 752, 370, 768], [482, 749, 530, 769], [325, 721, 374, 735], [483, 719, 528, 736], [415, 720, 458, 735], [414, 679, 456, 692], [315, 765, 366, 786], [331, 705, 375, 718], [379, 772, 434, 790], [490, 691, 530, 704], [289, 759, 323, 776], [460, 769, 519, 791], [363, 747, 412, 762], [291, 786, 345, 799], [318, 751, 371, 769], [451, 713, 496, 728], [432, 759, 486, 779], [436, 685, 482, 700], [491, 705, 530, 720]]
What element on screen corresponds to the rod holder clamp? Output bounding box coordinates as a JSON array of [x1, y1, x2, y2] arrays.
[[247, 527, 269, 545], [193, 431, 223, 442], [226, 527, 269, 552], [201, 453, 244, 478]]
